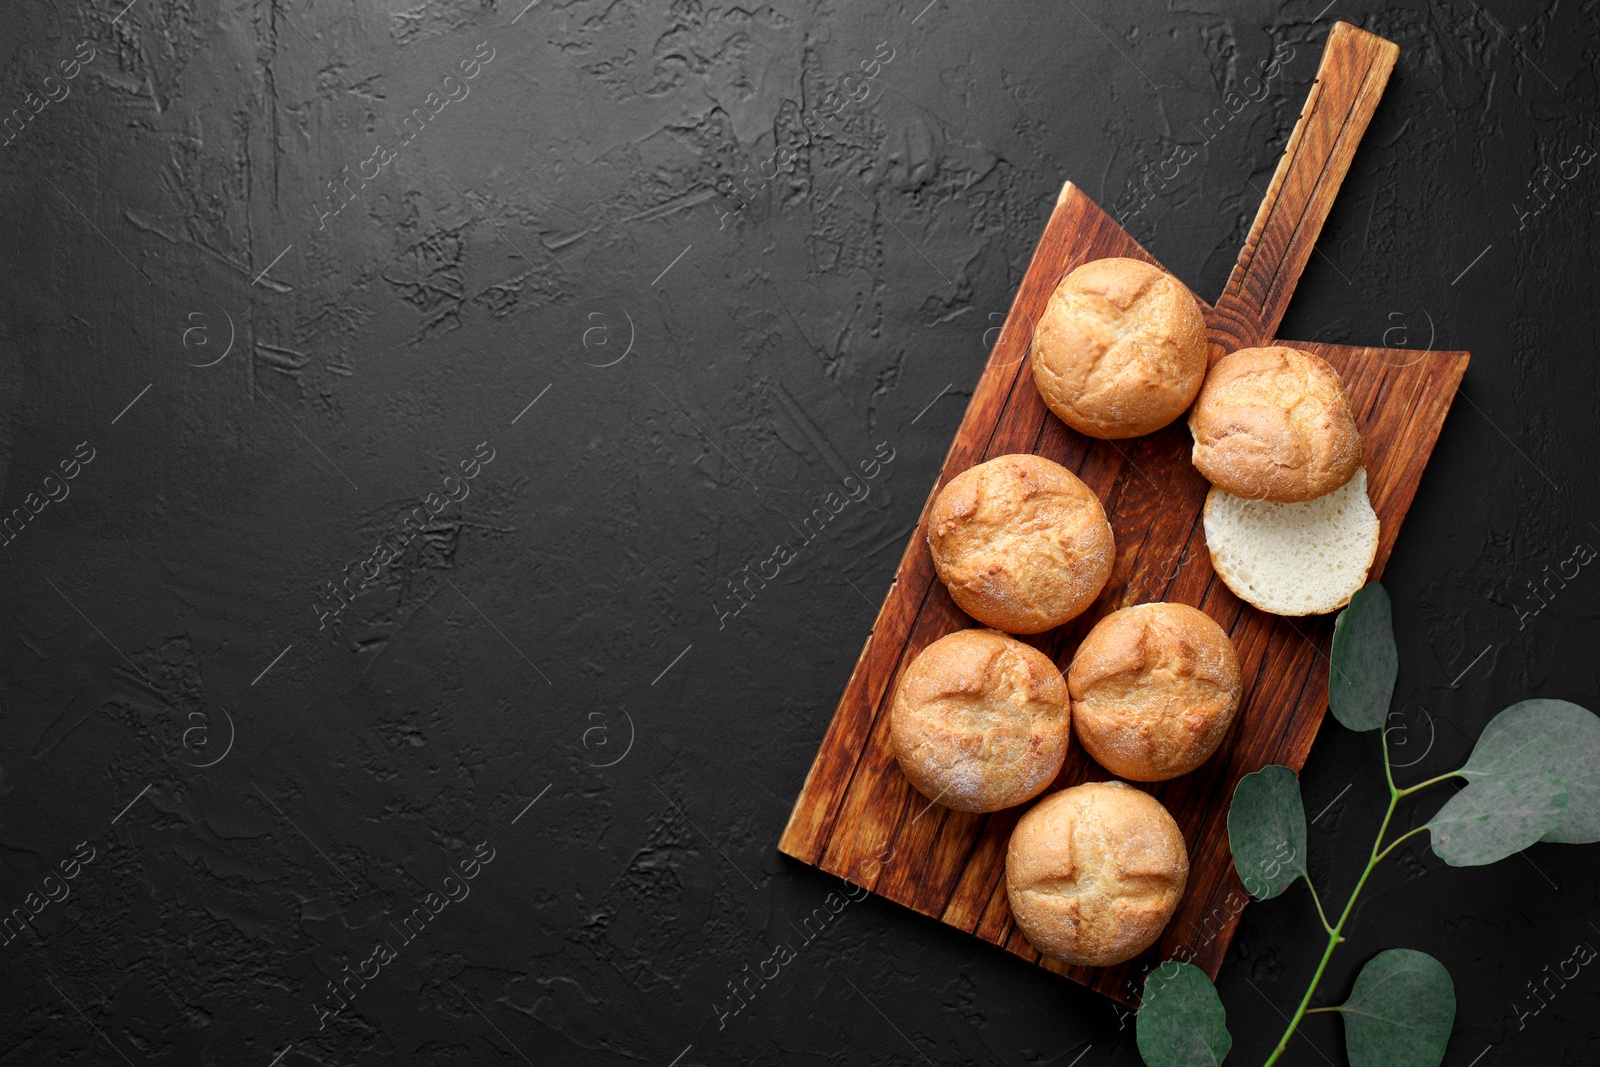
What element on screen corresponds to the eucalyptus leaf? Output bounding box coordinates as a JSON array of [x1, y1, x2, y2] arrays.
[[1338, 948, 1455, 1067], [1475, 700, 1600, 844], [1428, 699, 1600, 864], [1228, 766, 1308, 899], [1329, 583, 1398, 732], [1428, 776, 1565, 866], [1137, 961, 1232, 1067]]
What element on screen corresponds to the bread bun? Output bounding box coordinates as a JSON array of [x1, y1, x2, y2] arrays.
[[1188, 346, 1362, 503], [1031, 257, 1209, 439], [1006, 782, 1188, 967], [1203, 468, 1380, 616], [890, 629, 1071, 812], [927, 454, 1115, 634], [1067, 603, 1242, 781]]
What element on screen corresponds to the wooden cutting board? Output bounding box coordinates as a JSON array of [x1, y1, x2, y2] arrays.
[[778, 22, 1469, 1006]]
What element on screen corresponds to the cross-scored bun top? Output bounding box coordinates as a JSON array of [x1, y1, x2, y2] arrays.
[[1188, 345, 1362, 503], [890, 628, 1072, 813], [1005, 781, 1189, 967], [1067, 603, 1242, 782], [1031, 257, 1210, 440], [927, 454, 1115, 634]]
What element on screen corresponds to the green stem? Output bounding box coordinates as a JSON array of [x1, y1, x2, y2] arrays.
[[1396, 769, 1463, 797], [1373, 824, 1431, 865], [1302, 872, 1339, 939], [1261, 788, 1397, 1065], [1262, 728, 1441, 1066], [1382, 721, 1399, 794]]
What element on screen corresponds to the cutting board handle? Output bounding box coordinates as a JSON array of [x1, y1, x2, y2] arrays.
[[1208, 22, 1399, 355]]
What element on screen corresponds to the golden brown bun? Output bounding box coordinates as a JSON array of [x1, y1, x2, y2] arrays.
[[890, 629, 1071, 812], [1031, 257, 1209, 439], [927, 454, 1115, 634], [1067, 603, 1242, 781], [1188, 346, 1362, 503], [1006, 782, 1188, 967]]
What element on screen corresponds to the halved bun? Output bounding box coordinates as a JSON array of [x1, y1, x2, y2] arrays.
[[1188, 346, 1362, 503], [1203, 468, 1379, 616]]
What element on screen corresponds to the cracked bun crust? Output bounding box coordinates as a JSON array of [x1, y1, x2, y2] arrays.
[[1031, 257, 1210, 440], [927, 454, 1115, 634], [1188, 345, 1362, 503], [1005, 782, 1189, 967], [1067, 603, 1242, 782], [890, 628, 1072, 813]]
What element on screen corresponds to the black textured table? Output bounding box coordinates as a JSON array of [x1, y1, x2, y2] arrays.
[[2, 2, 1596, 1064]]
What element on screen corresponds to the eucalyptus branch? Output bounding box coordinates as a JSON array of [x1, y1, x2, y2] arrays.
[[1138, 584, 1600, 1067], [1261, 727, 1456, 1065], [1260, 769, 1399, 1067]]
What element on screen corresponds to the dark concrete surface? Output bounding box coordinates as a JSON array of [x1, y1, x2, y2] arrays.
[[2, 0, 1598, 1063]]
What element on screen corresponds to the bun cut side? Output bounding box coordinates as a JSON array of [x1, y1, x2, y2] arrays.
[[1203, 468, 1380, 616]]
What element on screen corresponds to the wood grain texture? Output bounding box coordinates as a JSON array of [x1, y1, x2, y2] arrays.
[[777, 22, 1467, 1007], [1210, 22, 1400, 354]]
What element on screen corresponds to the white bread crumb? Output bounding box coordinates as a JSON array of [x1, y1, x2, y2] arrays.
[[1202, 469, 1379, 616]]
